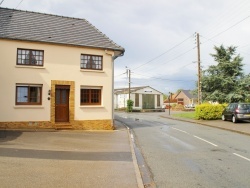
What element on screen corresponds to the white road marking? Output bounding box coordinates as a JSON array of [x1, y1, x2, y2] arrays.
[[171, 127, 189, 134], [193, 135, 218, 147], [233, 153, 250, 162]]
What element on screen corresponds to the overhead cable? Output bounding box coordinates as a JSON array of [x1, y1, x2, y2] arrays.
[[16, 0, 24, 8], [132, 34, 194, 71], [0, 0, 5, 6]]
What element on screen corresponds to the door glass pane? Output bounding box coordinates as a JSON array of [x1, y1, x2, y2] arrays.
[[61, 90, 67, 104], [56, 89, 61, 104]]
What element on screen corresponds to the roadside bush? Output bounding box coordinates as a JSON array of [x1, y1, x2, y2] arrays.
[[171, 104, 184, 111], [195, 103, 226, 120], [126, 99, 134, 112]]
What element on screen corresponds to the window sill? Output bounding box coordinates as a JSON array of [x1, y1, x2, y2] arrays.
[[15, 65, 45, 69], [80, 69, 105, 73], [14, 106, 45, 109], [79, 105, 104, 108]]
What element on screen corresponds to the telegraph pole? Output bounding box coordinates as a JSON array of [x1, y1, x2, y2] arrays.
[[196, 33, 202, 104], [126, 68, 131, 100]]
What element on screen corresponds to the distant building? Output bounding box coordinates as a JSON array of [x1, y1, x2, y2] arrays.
[[114, 86, 164, 109], [164, 90, 197, 107]]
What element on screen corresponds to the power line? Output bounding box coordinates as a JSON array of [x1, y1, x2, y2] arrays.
[[114, 72, 126, 77], [204, 15, 250, 43], [140, 46, 196, 73], [16, 0, 24, 8], [131, 72, 196, 82], [199, 0, 250, 37], [0, 0, 5, 6], [132, 34, 194, 71]]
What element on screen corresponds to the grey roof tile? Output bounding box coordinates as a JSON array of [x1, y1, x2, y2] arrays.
[[0, 8, 125, 53]]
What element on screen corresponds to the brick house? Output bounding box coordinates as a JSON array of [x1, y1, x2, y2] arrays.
[[175, 90, 197, 106], [163, 90, 197, 108], [0, 8, 124, 130]]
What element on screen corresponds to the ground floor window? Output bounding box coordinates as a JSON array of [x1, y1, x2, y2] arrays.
[[16, 84, 42, 105], [80, 86, 102, 105]]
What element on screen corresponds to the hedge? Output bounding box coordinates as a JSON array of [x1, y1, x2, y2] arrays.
[[195, 103, 227, 120]]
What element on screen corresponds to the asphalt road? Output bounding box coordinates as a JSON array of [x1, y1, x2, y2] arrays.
[[115, 112, 250, 188]]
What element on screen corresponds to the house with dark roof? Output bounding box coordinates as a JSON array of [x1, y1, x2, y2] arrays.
[[114, 86, 164, 109], [0, 8, 124, 130], [174, 90, 198, 106]]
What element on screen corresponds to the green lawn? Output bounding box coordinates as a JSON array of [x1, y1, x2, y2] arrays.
[[172, 111, 197, 119]]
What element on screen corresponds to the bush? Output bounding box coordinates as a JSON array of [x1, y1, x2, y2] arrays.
[[171, 104, 184, 111], [195, 103, 226, 120], [126, 99, 134, 112]]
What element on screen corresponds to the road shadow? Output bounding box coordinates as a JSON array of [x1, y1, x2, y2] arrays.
[[0, 130, 23, 142], [0, 147, 132, 161]]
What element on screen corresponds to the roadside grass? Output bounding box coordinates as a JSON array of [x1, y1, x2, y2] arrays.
[[172, 111, 197, 119]]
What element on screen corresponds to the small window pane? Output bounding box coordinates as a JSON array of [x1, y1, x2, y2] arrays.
[[17, 87, 28, 102]]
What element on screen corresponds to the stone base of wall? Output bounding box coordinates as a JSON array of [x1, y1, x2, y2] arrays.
[[0, 119, 114, 130], [0, 121, 54, 130], [72, 119, 114, 130]]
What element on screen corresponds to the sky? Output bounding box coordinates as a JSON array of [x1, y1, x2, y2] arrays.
[[1, 0, 250, 94]]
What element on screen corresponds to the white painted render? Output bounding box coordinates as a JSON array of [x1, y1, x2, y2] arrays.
[[114, 86, 163, 109]]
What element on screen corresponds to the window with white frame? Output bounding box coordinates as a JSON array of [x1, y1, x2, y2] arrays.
[[16, 84, 42, 105]]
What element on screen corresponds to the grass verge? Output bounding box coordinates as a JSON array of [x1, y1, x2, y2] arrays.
[[172, 111, 197, 119]]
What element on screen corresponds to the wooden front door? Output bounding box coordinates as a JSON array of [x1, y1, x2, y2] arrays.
[[55, 85, 70, 122]]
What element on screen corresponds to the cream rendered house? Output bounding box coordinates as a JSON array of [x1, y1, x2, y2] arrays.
[[0, 8, 124, 130]]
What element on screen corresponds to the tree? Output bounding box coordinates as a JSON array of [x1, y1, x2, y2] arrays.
[[201, 45, 250, 103]]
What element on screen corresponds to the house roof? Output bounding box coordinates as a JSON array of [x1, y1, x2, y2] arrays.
[[114, 86, 147, 95], [175, 90, 197, 99], [0, 8, 125, 54], [114, 86, 163, 95]]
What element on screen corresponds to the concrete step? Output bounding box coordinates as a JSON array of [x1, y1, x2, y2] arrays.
[[55, 124, 73, 130]]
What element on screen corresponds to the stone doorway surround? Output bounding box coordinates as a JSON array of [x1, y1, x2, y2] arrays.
[[51, 80, 75, 125]]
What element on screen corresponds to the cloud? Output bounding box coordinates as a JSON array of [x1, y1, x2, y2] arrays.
[[2, 0, 250, 94]]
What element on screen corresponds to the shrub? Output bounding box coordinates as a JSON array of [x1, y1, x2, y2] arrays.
[[126, 99, 134, 112], [172, 104, 184, 111], [195, 103, 226, 120]]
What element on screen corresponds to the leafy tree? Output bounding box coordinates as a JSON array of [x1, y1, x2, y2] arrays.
[[201, 45, 250, 103]]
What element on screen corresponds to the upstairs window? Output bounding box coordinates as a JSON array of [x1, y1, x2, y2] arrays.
[[16, 84, 42, 105], [81, 54, 102, 70], [17, 49, 44, 66]]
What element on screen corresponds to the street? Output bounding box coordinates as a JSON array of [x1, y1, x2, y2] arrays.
[[115, 111, 250, 188]]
